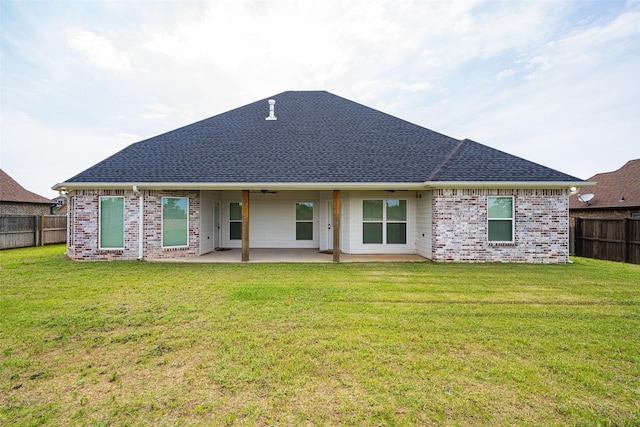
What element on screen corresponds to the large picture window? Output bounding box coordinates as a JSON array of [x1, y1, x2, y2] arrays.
[[163, 197, 188, 247], [229, 202, 242, 240], [99, 196, 124, 249], [363, 199, 407, 244], [488, 196, 514, 242], [296, 202, 314, 240]]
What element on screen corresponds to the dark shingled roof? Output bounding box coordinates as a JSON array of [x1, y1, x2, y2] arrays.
[[62, 91, 581, 185]]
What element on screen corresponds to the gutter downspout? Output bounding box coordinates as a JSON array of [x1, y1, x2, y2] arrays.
[[132, 186, 144, 261]]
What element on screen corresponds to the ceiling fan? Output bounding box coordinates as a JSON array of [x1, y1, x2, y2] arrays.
[[249, 189, 279, 194]]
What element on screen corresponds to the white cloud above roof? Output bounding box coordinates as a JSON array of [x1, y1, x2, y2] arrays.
[[66, 27, 132, 73]]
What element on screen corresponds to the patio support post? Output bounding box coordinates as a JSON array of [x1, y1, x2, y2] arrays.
[[242, 190, 250, 262], [333, 190, 340, 262]]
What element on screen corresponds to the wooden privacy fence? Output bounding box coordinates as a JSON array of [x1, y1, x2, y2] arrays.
[[0, 215, 67, 250], [574, 217, 640, 264]]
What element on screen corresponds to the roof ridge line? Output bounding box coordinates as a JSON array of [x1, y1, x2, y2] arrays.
[[427, 139, 466, 181]]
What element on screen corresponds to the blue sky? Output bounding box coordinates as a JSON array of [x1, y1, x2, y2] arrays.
[[1, 0, 639, 198]]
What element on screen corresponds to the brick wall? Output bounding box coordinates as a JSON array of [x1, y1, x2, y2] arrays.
[[67, 189, 200, 261], [67, 187, 570, 263], [432, 189, 569, 263], [0, 202, 52, 216]]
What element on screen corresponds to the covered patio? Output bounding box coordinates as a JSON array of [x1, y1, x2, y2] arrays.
[[155, 248, 429, 263]]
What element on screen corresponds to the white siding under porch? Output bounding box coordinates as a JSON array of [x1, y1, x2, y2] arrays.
[[199, 191, 215, 255], [202, 190, 424, 255], [199, 190, 224, 255], [220, 191, 326, 249], [345, 190, 419, 255], [339, 192, 352, 254]]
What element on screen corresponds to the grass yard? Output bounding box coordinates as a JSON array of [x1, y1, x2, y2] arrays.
[[1, 245, 639, 426]]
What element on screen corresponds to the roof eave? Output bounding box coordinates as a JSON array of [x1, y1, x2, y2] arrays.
[[54, 180, 595, 192], [570, 205, 640, 210], [52, 182, 429, 192], [0, 199, 54, 205], [423, 181, 595, 189]]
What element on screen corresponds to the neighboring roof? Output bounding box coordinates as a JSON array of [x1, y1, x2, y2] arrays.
[[1, 169, 53, 205], [55, 91, 584, 190], [569, 159, 640, 210]]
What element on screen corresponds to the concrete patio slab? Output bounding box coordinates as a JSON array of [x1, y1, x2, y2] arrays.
[[154, 248, 429, 263]]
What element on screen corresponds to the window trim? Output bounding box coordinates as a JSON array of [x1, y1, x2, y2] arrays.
[[487, 196, 514, 243], [99, 196, 125, 250], [295, 201, 314, 241], [229, 202, 242, 240], [362, 199, 408, 245], [162, 196, 189, 249]]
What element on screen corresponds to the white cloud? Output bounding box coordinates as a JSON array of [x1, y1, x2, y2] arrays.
[[441, 4, 640, 179], [2, 0, 639, 188], [65, 27, 132, 72], [1, 112, 141, 198], [139, 1, 349, 75], [352, 80, 432, 100], [496, 69, 515, 80], [137, 102, 176, 121]]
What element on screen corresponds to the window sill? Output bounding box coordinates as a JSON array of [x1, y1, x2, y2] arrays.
[[162, 246, 189, 251], [488, 242, 516, 246], [99, 248, 124, 253], [362, 243, 408, 246]]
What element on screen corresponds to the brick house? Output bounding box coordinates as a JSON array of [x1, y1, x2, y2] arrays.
[[1, 168, 54, 216], [53, 91, 589, 263], [569, 159, 640, 225]]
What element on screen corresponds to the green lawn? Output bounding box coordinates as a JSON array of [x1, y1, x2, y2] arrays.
[[1, 245, 639, 426]]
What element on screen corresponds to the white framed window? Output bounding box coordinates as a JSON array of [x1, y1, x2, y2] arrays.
[[362, 199, 407, 244], [229, 202, 242, 240], [296, 202, 314, 240], [488, 196, 514, 242], [162, 197, 188, 248], [99, 196, 124, 249]]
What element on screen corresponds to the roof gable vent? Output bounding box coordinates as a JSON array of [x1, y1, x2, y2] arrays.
[[265, 99, 277, 121]]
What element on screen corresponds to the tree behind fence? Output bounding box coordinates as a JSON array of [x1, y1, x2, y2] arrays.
[[0, 215, 67, 249]]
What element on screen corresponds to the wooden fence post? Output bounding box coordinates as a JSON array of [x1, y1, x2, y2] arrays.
[[623, 218, 629, 264], [574, 217, 581, 257], [40, 215, 46, 246], [33, 215, 41, 247]]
